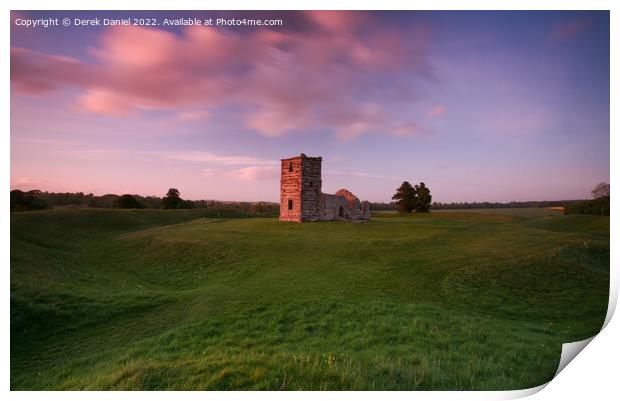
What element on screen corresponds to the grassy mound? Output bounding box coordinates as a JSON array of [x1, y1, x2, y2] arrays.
[[11, 208, 609, 390]]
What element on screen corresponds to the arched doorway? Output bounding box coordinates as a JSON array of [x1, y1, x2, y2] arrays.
[[338, 206, 344, 218]]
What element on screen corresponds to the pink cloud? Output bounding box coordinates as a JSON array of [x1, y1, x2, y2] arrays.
[[550, 19, 592, 40], [326, 102, 386, 140], [324, 169, 400, 181], [78, 89, 136, 116], [226, 166, 279, 181], [11, 12, 434, 140], [245, 106, 310, 137], [92, 26, 177, 67], [390, 122, 432, 137], [426, 105, 445, 118], [176, 110, 210, 122], [202, 165, 279, 181], [304, 10, 370, 34], [10, 47, 91, 93], [11, 176, 47, 189], [163, 151, 276, 166]]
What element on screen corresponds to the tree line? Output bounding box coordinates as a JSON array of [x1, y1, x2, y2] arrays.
[[368, 200, 581, 211], [385, 180, 610, 216], [432, 200, 579, 210], [10, 188, 279, 215], [11, 181, 609, 216], [563, 182, 609, 216]]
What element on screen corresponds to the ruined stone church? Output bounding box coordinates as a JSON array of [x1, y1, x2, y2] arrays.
[[279, 154, 371, 222]]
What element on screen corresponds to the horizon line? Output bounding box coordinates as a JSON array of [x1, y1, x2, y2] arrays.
[[9, 186, 592, 205]]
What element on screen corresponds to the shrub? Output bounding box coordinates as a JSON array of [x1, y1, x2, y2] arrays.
[[10, 190, 49, 211], [564, 196, 609, 216], [114, 194, 145, 209]]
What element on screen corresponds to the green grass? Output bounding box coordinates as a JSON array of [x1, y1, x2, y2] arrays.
[[431, 207, 564, 218], [10, 208, 609, 390]]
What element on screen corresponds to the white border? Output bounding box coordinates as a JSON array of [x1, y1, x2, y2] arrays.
[[3, 1, 617, 400]]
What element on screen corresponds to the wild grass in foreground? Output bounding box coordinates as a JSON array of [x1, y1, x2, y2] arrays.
[[10, 208, 609, 390]]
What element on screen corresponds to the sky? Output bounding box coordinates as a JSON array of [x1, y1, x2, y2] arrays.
[[10, 10, 610, 203]]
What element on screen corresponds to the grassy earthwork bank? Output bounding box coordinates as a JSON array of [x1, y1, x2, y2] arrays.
[[10, 208, 609, 390]]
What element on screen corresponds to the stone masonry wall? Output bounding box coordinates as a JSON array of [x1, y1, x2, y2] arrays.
[[300, 156, 322, 221], [279, 157, 303, 221], [319, 190, 371, 221], [279, 154, 370, 222]]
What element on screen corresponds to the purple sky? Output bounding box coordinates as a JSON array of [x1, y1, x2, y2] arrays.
[[10, 11, 609, 203]]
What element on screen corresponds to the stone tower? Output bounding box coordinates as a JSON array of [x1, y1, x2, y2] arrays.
[[279, 153, 322, 222]]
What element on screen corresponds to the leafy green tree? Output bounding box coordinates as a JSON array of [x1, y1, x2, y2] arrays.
[[10, 190, 26, 210], [161, 188, 182, 209], [141, 196, 162, 209], [181, 199, 195, 209], [114, 194, 144, 209], [415, 182, 432, 212], [564, 196, 609, 216], [392, 181, 417, 214], [10, 189, 48, 211]]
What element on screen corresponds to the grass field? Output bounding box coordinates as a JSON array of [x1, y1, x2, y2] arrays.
[[10, 208, 609, 390], [432, 207, 565, 218]]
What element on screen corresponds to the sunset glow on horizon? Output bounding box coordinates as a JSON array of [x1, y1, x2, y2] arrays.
[[10, 10, 610, 203]]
